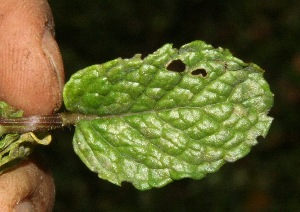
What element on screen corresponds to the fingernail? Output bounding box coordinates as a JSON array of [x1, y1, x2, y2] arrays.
[[42, 25, 65, 111], [15, 199, 35, 212]]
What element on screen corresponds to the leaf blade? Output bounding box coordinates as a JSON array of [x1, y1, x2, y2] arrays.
[[64, 40, 274, 190]]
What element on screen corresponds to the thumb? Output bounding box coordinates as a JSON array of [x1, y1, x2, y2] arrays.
[[0, 0, 64, 116], [0, 157, 55, 212]]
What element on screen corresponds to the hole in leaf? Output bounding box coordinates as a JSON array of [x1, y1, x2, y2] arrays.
[[2, 151, 9, 159], [224, 62, 228, 70], [166, 60, 186, 73], [191, 68, 207, 77]]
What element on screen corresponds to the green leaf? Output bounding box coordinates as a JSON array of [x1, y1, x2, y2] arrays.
[[0, 132, 51, 174], [0, 101, 23, 136], [0, 101, 51, 173], [63, 40, 274, 190], [0, 101, 23, 119]]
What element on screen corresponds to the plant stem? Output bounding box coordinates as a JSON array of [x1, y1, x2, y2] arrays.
[[0, 114, 63, 134], [0, 113, 98, 134]]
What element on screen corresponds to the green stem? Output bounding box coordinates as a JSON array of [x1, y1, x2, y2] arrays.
[[0, 113, 98, 134]]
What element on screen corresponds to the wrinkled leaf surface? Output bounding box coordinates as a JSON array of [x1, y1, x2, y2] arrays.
[[64, 41, 274, 190]]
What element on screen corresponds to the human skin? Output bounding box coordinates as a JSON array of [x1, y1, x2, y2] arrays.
[[0, 0, 64, 211]]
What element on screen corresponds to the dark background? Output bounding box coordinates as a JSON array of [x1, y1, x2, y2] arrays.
[[44, 0, 300, 211]]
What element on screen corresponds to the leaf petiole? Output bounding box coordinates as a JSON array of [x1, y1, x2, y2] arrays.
[[0, 114, 63, 135], [0, 113, 99, 135]]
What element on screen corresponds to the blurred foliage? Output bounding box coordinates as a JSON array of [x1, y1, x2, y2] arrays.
[[44, 0, 300, 211]]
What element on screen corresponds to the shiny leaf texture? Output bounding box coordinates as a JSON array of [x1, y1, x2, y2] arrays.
[[63, 40, 274, 190]]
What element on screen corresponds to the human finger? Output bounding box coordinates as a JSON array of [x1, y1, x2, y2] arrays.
[[0, 158, 55, 212], [0, 0, 64, 116]]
